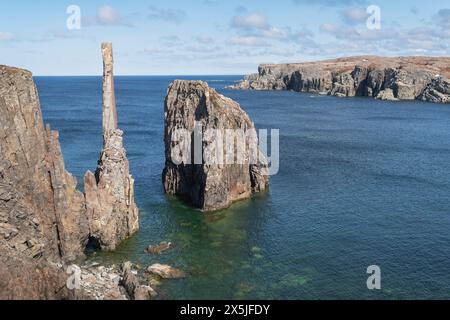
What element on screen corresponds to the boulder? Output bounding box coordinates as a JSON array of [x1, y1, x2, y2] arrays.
[[376, 88, 398, 101], [145, 241, 173, 254], [147, 263, 186, 279]]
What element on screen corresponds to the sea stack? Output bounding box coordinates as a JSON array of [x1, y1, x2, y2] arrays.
[[162, 80, 269, 211], [84, 43, 139, 250]]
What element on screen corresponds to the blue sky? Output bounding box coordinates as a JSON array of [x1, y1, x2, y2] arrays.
[[1, 0, 449, 75]]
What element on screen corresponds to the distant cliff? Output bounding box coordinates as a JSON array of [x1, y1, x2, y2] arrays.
[[229, 56, 450, 103]]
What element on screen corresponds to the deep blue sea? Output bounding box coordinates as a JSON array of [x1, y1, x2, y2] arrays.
[[34, 76, 450, 299]]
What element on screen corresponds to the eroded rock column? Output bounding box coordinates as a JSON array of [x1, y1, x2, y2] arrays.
[[84, 43, 139, 250]]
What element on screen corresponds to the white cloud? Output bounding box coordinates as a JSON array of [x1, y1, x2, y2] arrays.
[[195, 35, 214, 44], [83, 6, 132, 27], [341, 7, 368, 24], [229, 11, 315, 49], [261, 27, 289, 39], [0, 32, 14, 41], [227, 36, 269, 47], [318, 11, 450, 57], [159, 35, 182, 47], [231, 13, 269, 30], [320, 23, 339, 33], [435, 9, 450, 29], [293, 0, 367, 6], [148, 6, 187, 24], [97, 6, 121, 24], [186, 44, 221, 53], [141, 47, 165, 55], [410, 6, 419, 15]]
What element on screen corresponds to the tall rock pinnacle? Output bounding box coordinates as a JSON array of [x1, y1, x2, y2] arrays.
[[101, 42, 118, 140], [83, 43, 139, 250]]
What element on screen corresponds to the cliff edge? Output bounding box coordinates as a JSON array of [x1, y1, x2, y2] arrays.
[[0, 65, 88, 299], [229, 56, 450, 103]]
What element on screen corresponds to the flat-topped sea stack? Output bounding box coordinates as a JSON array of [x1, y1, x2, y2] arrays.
[[229, 56, 450, 103], [163, 80, 269, 211], [84, 43, 139, 250]]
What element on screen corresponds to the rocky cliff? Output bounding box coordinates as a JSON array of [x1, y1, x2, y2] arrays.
[[0, 65, 88, 299], [229, 56, 450, 103], [0, 43, 139, 299], [84, 43, 139, 250], [162, 80, 269, 211]]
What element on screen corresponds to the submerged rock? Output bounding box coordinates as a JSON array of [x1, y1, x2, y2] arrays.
[[162, 80, 269, 211], [145, 241, 174, 254], [84, 43, 139, 250], [147, 263, 186, 279], [229, 56, 450, 104]]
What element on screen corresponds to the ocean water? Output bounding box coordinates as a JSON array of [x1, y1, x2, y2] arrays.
[[34, 76, 450, 300]]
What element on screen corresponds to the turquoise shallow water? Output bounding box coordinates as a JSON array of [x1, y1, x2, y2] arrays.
[[35, 76, 450, 299]]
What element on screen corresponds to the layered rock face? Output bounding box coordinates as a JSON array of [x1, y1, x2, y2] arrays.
[[163, 80, 268, 211], [0, 65, 88, 299], [83, 43, 139, 250], [0, 43, 140, 299], [230, 56, 450, 103]]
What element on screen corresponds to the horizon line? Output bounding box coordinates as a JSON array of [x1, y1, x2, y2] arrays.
[[33, 74, 245, 77]]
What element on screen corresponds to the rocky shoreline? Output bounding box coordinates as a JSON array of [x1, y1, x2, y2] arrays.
[[68, 259, 185, 300], [228, 56, 450, 104]]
